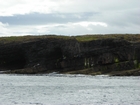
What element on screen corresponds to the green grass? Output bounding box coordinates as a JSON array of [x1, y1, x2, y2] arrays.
[[0, 35, 73, 44], [75, 34, 140, 42], [75, 35, 99, 41], [0, 34, 140, 44]]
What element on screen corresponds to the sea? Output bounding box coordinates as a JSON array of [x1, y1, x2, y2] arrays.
[[0, 73, 140, 105]]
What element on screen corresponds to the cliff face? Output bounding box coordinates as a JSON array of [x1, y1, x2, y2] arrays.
[[0, 35, 140, 75]]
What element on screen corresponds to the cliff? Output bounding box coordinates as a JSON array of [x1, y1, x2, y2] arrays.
[[0, 34, 140, 76]]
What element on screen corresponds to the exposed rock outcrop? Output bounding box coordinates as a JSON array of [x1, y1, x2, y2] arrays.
[[0, 35, 140, 76]]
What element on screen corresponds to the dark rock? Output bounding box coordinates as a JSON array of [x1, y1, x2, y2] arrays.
[[0, 35, 140, 76]]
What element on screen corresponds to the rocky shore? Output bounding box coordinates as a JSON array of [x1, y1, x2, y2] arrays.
[[0, 34, 140, 76]]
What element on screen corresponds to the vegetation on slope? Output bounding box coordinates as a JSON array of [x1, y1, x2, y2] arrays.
[[75, 34, 140, 42], [0, 34, 140, 44]]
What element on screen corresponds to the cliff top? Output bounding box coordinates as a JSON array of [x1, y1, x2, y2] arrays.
[[0, 34, 140, 44]]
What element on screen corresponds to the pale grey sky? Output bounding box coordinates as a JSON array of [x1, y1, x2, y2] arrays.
[[0, 0, 139, 36]]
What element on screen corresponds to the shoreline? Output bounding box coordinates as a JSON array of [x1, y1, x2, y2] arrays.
[[1, 68, 140, 76]]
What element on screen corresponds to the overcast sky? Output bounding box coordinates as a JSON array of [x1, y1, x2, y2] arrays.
[[0, 0, 140, 36]]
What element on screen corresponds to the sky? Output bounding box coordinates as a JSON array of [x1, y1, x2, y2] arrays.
[[0, 0, 140, 36]]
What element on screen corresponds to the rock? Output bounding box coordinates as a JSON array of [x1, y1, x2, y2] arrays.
[[0, 35, 140, 76]]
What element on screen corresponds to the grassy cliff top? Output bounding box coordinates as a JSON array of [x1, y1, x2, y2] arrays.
[[0, 34, 140, 44], [75, 34, 140, 42]]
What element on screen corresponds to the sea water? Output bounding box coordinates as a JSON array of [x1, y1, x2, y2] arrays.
[[0, 74, 140, 105]]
